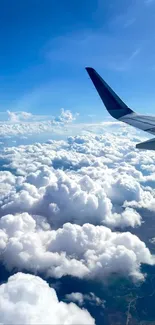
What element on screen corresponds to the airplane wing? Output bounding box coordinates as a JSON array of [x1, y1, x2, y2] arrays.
[[86, 67, 155, 150]]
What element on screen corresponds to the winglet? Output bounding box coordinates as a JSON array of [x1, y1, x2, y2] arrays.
[[85, 67, 133, 119]]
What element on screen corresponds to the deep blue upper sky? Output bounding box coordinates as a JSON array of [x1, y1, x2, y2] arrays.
[[0, 0, 155, 119]]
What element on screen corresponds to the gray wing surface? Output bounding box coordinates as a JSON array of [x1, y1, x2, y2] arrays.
[[86, 67, 155, 150], [120, 113, 155, 136]]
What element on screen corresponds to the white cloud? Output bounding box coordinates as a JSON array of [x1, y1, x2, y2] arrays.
[[0, 132, 149, 229], [1, 130, 155, 285], [65, 292, 105, 308], [66, 292, 84, 305], [7, 110, 33, 122], [2, 118, 155, 325], [0, 213, 154, 281], [0, 165, 142, 228], [53, 108, 78, 124], [0, 109, 79, 137], [0, 272, 95, 324], [0, 120, 54, 137]]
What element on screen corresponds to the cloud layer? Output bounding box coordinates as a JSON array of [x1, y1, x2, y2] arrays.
[[0, 130, 155, 283], [0, 108, 78, 137], [1, 126, 155, 324], [1, 132, 155, 229]]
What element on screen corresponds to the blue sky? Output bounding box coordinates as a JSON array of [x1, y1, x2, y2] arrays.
[[0, 0, 155, 120]]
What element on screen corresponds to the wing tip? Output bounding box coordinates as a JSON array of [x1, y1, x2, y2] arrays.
[[85, 67, 95, 73], [85, 66, 134, 119]]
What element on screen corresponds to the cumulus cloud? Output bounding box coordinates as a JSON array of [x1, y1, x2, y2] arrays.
[[7, 110, 33, 122], [1, 130, 155, 285], [0, 213, 154, 281], [65, 292, 105, 308], [2, 119, 155, 325], [0, 120, 53, 137], [66, 292, 85, 305], [6, 109, 77, 125], [0, 272, 94, 324], [0, 133, 148, 229], [0, 165, 142, 228], [53, 108, 78, 124], [0, 109, 78, 137]]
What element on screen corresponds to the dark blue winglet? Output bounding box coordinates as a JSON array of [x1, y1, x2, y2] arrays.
[[86, 67, 133, 119]]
